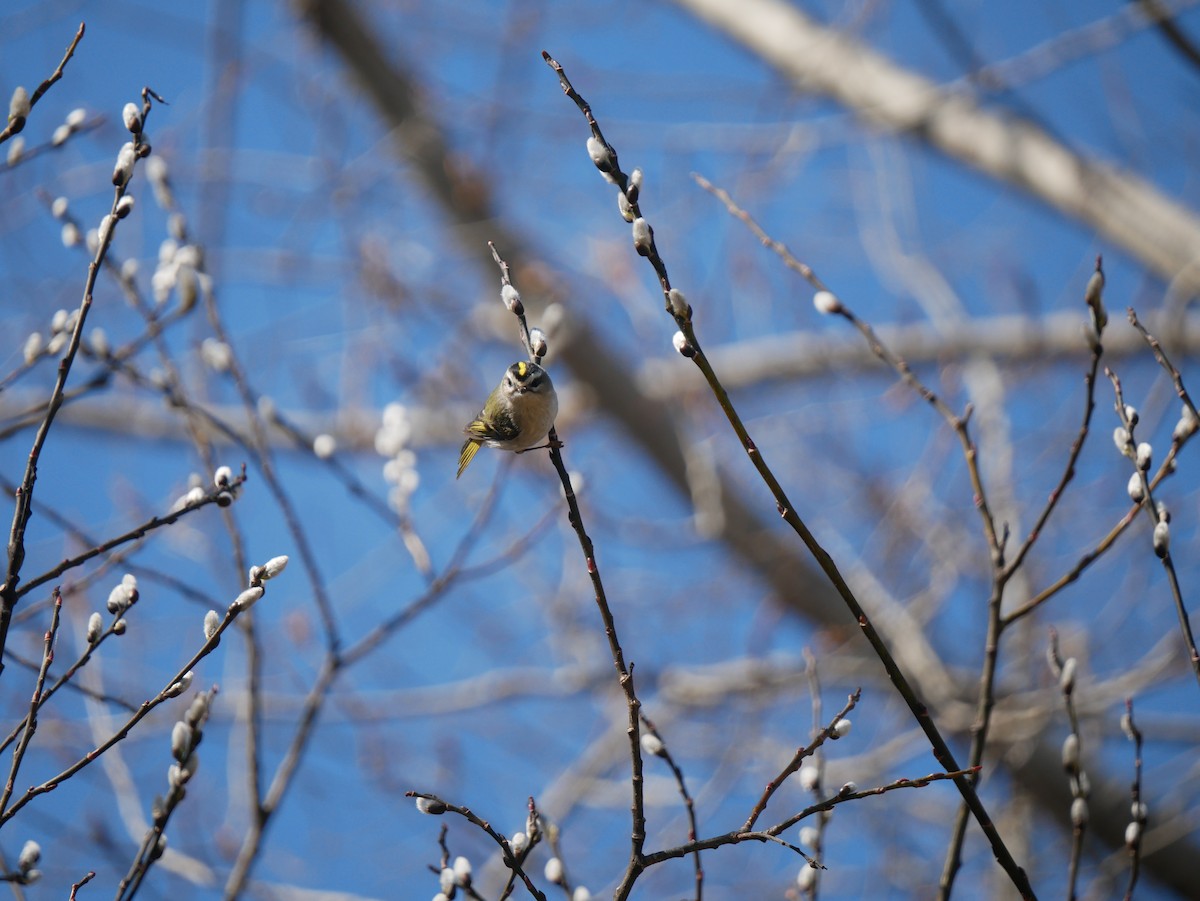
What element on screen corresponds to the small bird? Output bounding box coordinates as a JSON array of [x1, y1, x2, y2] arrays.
[[457, 361, 559, 478]]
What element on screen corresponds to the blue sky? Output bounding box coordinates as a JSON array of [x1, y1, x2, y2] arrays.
[[1, 1, 1199, 898]]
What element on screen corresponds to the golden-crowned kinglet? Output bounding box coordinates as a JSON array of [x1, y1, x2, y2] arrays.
[[457, 361, 559, 478]]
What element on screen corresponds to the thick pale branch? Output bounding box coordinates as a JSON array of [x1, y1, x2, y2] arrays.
[[674, 0, 1200, 295]]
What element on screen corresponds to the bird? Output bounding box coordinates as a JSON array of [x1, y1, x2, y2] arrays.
[[457, 361, 558, 478]]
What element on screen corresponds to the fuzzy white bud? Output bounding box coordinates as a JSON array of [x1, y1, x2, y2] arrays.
[[204, 609, 220, 640], [632, 217, 652, 254], [5, 135, 22, 165], [1059, 657, 1077, 694], [313, 433, 336, 458], [672, 330, 694, 358], [177, 265, 198, 312], [1061, 734, 1079, 772], [617, 190, 634, 222], [415, 796, 445, 815], [797, 864, 816, 890], [152, 265, 176, 305], [96, 214, 114, 249], [1125, 821, 1141, 847], [1124, 404, 1139, 427], [572, 888, 592, 901], [51, 123, 71, 146], [22, 332, 42, 365], [1120, 712, 1134, 739], [1071, 797, 1088, 827], [1131, 801, 1148, 822], [453, 856, 472, 885], [586, 136, 613, 173], [544, 857, 564, 884], [439, 867, 455, 893], [1135, 442, 1152, 471], [171, 721, 194, 761], [8, 86, 30, 121], [1127, 473, 1144, 503], [107, 584, 130, 614], [113, 618, 127, 635], [1174, 405, 1199, 442], [231, 586, 264, 612], [799, 764, 819, 791], [17, 840, 39, 872], [86, 611, 103, 644], [667, 288, 689, 319], [122, 102, 142, 133], [213, 465, 233, 489], [813, 290, 842, 315], [1113, 427, 1131, 455], [529, 327, 547, 359], [838, 781, 857, 796], [509, 831, 528, 853], [832, 718, 852, 738], [51, 196, 69, 219], [1153, 520, 1170, 558], [184, 693, 210, 728], [501, 283, 522, 314], [115, 195, 135, 219], [262, 555, 289, 580], [65, 107, 86, 128], [798, 825, 818, 847], [200, 338, 232, 372], [640, 732, 665, 756], [89, 327, 109, 357], [628, 167, 643, 196], [113, 142, 136, 187], [61, 222, 81, 248]]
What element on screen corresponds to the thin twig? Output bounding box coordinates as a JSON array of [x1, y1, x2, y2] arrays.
[[406, 793, 548, 901], [0, 87, 162, 677], [640, 713, 703, 900], [1107, 366, 1200, 686], [1121, 699, 1145, 901], [0, 23, 85, 144], [0, 611, 138, 755], [114, 687, 217, 901], [14, 477, 246, 602], [743, 690, 860, 831], [487, 242, 648, 894], [221, 479, 503, 898], [0, 595, 239, 826], [0, 590, 62, 818], [543, 52, 1036, 900], [1047, 631, 1087, 901], [636, 767, 978, 868]]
